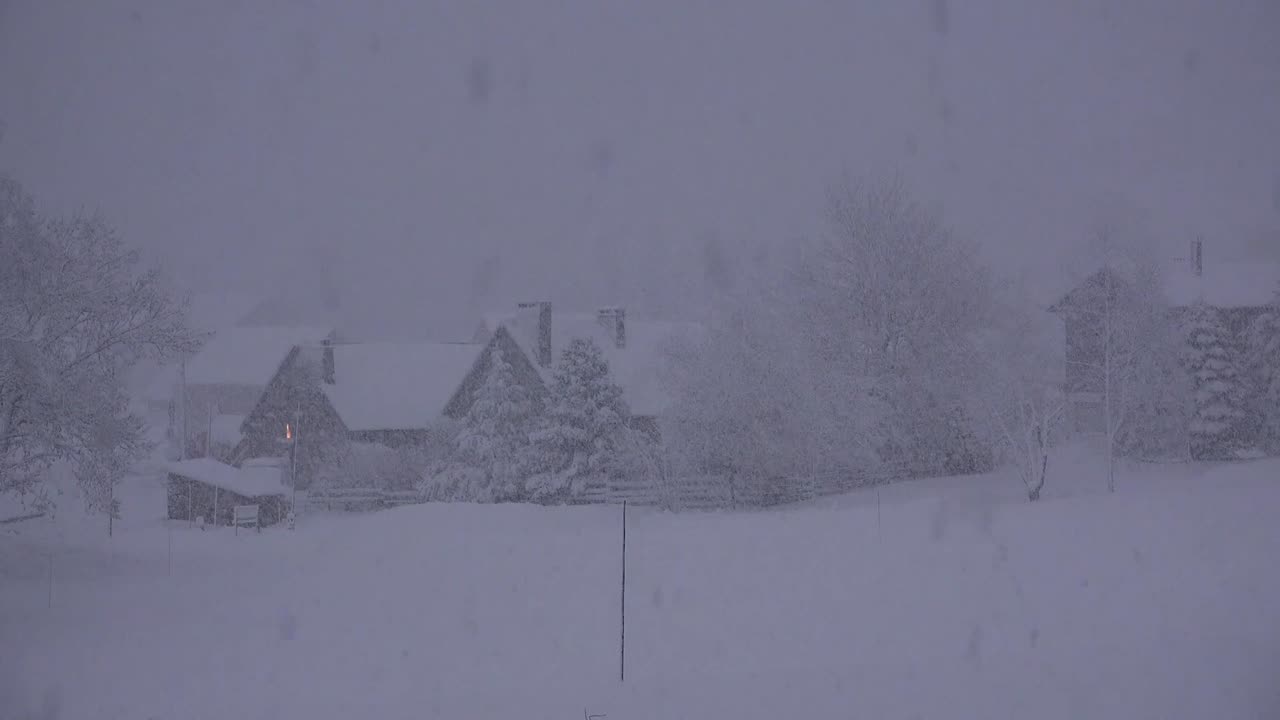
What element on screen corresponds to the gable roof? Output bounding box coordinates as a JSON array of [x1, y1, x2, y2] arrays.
[[1052, 261, 1280, 313], [1161, 261, 1280, 308], [320, 341, 483, 431], [184, 326, 334, 386], [477, 308, 702, 417]]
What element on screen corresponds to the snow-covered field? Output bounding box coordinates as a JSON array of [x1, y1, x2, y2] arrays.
[[3, 453, 1280, 719]]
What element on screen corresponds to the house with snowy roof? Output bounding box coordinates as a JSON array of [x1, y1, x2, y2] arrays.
[[234, 338, 486, 486], [234, 301, 697, 489], [136, 290, 264, 424], [1050, 239, 1280, 439], [174, 326, 335, 460], [467, 302, 702, 437]]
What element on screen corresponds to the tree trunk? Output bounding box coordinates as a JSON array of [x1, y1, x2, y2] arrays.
[[1027, 449, 1048, 502], [1107, 445, 1116, 494]]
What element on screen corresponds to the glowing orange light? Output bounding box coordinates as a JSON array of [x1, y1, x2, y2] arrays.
[[285, 423, 292, 441]]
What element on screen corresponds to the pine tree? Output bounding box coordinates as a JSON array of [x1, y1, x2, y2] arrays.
[[526, 338, 629, 504], [1181, 301, 1250, 459], [1245, 287, 1280, 453], [446, 346, 537, 502]]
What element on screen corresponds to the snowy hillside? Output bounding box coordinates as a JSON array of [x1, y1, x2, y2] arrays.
[[3, 457, 1278, 719]]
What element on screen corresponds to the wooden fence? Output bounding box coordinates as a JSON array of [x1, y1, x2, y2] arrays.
[[603, 462, 909, 511], [305, 488, 426, 511], [303, 463, 908, 513]]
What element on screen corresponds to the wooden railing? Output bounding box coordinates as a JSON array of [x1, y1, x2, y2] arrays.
[[305, 488, 426, 511], [605, 463, 909, 511]]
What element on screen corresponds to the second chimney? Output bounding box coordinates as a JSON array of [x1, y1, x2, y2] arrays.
[[1191, 237, 1204, 277], [597, 306, 626, 349], [518, 301, 553, 367], [321, 337, 335, 384]]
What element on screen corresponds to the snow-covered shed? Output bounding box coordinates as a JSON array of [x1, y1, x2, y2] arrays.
[[165, 457, 289, 527]]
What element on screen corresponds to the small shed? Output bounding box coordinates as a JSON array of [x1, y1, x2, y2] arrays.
[[166, 458, 289, 527]]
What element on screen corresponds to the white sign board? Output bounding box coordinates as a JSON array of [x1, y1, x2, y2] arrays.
[[232, 504, 260, 534]]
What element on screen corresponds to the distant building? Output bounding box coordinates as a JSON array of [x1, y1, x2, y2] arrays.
[[235, 302, 699, 490], [136, 290, 264, 423], [173, 326, 335, 460], [1050, 239, 1280, 439], [236, 339, 484, 487], [468, 302, 702, 437]]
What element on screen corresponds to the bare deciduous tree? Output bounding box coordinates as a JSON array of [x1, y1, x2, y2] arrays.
[[968, 299, 1067, 501], [1059, 228, 1167, 492], [1, 175, 199, 517]]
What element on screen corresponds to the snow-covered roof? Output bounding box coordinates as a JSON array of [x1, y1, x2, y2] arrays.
[[1162, 261, 1280, 308], [485, 308, 702, 417], [184, 326, 333, 386], [165, 458, 288, 498], [321, 342, 483, 431]]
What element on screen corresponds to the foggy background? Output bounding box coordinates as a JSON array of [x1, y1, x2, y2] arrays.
[[2, 0, 1277, 339]]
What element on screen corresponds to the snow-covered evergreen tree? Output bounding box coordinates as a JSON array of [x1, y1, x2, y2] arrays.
[[1181, 301, 1250, 459], [441, 346, 537, 502], [526, 338, 629, 504], [1245, 287, 1280, 453]]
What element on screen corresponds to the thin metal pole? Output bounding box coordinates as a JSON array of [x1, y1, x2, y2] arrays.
[[290, 408, 300, 513], [46, 553, 53, 609], [179, 359, 187, 461], [620, 500, 627, 683], [876, 486, 882, 540], [168, 522, 173, 576]]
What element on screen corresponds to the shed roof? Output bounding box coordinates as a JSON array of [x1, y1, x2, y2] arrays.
[[165, 458, 288, 498]]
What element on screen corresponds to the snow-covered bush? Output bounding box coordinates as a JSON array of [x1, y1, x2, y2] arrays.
[[314, 441, 421, 492]]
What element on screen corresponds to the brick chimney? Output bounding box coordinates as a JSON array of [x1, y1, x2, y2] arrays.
[[517, 301, 553, 367], [321, 337, 335, 384], [597, 306, 626, 349]]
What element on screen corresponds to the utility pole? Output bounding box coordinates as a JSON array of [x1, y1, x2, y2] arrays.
[[620, 500, 627, 683], [290, 407, 300, 512], [207, 402, 216, 458], [179, 359, 188, 461]]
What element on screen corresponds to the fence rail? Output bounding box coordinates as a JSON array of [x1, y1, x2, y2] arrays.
[[306, 463, 909, 513], [305, 488, 426, 511], [606, 462, 909, 511]]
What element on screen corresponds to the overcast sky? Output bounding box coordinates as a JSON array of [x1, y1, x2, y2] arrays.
[[1, 0, 1277, 338]]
